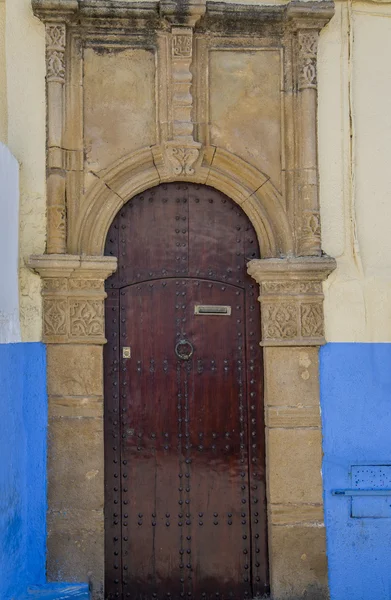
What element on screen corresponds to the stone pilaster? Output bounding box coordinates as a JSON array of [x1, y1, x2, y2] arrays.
[[46, 22, 67, 253], [287, 3, 334, 256], [248, 256, 335, 599], [160, 0, 206, 177], [27, 254, 117, 600]]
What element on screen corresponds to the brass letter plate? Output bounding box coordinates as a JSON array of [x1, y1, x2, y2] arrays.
[[122, 347, 131, 359], [194, 305, 231, 316]]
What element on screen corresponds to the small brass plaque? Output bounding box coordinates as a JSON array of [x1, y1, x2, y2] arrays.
[[122, 347, 131, 359], [194, 305, 231, 316]]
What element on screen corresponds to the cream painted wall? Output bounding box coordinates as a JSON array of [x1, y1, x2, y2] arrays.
[[1, 0, 391, 343], [1, 0, 46, 342], [0, 1, 7, 144], [319, 0, 391, 342]]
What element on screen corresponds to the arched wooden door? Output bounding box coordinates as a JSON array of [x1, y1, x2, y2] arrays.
[[104, 183, 268, 600]]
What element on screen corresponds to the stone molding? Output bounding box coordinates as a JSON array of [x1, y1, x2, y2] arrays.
[[27, 255, 117, 344], [31, 0, 334, 260], [247, 257, 336, 346], [72, 145, 293, 259]]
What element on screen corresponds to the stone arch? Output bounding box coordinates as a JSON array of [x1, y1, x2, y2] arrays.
[[72, 145, 294, 259]]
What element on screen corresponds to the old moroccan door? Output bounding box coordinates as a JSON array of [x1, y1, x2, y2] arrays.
[[104, 183, 268, 600]]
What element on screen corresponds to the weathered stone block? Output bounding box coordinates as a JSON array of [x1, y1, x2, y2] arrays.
[[47, 344, 103, 396], [48, 416, 103, 510], [270, 525, 328, 599], [47, 508, 104, 599], [268, 428, 323, 504], [264, 346, 320, 406]]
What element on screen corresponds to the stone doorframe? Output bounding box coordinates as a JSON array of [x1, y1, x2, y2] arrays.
[[28, 0, 336, 598]]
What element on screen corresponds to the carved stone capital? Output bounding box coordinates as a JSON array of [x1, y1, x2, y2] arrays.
[[247, 257, 336, 346], [27, 254, 117, 344]]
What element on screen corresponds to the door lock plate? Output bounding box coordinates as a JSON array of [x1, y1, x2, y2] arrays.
[[122, 347, 131, 359]]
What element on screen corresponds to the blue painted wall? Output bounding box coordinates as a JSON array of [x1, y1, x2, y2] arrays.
[[0, 343, 47, 600], [320, 343, 391, 600]]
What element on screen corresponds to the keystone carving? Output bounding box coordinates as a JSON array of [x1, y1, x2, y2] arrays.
[[164, 142, 202, 176]]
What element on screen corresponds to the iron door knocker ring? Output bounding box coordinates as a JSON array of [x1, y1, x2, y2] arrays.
[[175, 339, 194, 361]]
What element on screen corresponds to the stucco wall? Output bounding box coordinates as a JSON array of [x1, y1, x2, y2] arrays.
[[0, 144, 20, 342], [319, 0, 391, 342], [1, 0, 46, 343]]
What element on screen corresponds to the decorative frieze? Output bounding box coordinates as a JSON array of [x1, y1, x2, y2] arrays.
[[28, 255, 117, 344], [248, 257, 336, 346]]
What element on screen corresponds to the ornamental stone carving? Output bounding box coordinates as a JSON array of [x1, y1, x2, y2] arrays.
[[248, 257, 336, 346], [164, 141, 202, 176], [297, 30, 318, 90], [28, 255, 117, 344], [43, 298, 67, 336], [70, 299, 104, 338], [46, 23, 66, 82]]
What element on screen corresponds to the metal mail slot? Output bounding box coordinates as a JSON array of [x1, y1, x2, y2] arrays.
[[194, 305, 231, 316]]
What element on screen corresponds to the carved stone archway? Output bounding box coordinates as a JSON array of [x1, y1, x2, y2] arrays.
[[73, 146, 293, 258], [28, 0, 336, 598]]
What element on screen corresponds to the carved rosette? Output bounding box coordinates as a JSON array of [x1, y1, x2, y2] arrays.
[[297, 30, 318, 90], [28, 255, 117, 344], [247, 257, 336, 346], [46, 23, 66, 83]]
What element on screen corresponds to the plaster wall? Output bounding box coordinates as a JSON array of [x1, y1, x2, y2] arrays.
[[0, 144, 21, 343], [1, 0, 46, 343], [319, 0, 391, 342]]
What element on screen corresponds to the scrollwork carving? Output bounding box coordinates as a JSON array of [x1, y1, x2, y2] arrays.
[[46, 23, 66, 83], [165, 144, 200, 176], [43, 278, 68, 292], [43, 298, 67, 336], [68, 279, 103, 291], [301, 303, 323, 337], [261, 281, 322, 295], [263, 303, 298, 340], [298, 31, 318, 90], [69, 300, 104, 338]]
